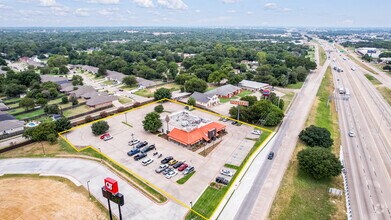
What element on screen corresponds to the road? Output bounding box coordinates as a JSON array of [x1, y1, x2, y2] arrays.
[[216, 43, 330, 220], [332, 44, 391, 219], [0, 158, 187, 220]]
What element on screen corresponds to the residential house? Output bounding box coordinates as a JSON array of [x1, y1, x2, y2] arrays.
[[205, 84, 242, 98], [0, 103, 9, 111], [106, 70, 125, 84], [69, 86, 96, 98], [190, 92, 219, 107], [238, 80, 269, 92], [86, 95, 118, 108], [0, 111, 24, 137]]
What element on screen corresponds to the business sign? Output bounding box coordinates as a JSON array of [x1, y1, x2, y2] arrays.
[[102, 187, 125, 206], [262, 89, 270, 96], [230, 100, 249, 106], [104, 177, 119, 194]]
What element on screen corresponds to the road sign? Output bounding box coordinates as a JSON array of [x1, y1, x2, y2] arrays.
[[230, 100, 249, 106], [104, 177, 119, 194]]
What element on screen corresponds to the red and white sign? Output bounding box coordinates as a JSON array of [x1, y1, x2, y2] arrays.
[[262, 89, 270, 96], [104, 177, 119, 194], [230, 100, 249, 106]]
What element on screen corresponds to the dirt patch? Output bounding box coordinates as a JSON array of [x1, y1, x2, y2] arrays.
[[0, 176, 107, 220]]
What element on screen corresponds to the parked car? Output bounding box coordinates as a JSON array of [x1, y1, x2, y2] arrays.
[[155, 164, 169, 173], [135, 141, 148, 149], [173, 161, 184, 169], [142, 158, 154, 166], [103, 134, 113, 141], [165, 170, 178, 179], [128, 139, 140, 146], [251, 130, 262, 135], [141, 144, 156, 153], [216, 177, 229, 185], [100, 133, 110, 139], [127, 148, 140, 156], [231, 121, 238, 125], [163, 168, 173, 175], [161, 156, 173, 164], [178, 163, 188, 172], [183, 166, 194, 175], [268, 151, 275, 160], [220, 169, 233, 177], [134, 153, 147, 161], [168, 159, 178, 166], [222, 118, 228, 122]]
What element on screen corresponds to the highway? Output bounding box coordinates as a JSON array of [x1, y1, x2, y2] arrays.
[[332, 45, 391, 219], [216, 43, 330, 220]]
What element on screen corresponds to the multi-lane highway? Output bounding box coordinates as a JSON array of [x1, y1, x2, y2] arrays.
[[332, 47, 391, 219]]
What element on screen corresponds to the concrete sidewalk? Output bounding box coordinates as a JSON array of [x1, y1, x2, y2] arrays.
[[0, 158, 187, 220]]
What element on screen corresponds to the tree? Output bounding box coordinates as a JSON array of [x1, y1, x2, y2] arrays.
[[184, 78, 208, 93], [297, 147, 342, 180], [59, 66, 69, 75], [295, 66, 308, 82], [44, 104, 60, 114], [383, 65, 391, 72], [47, 55, 68, 67], [299, 125, 334, 148], [23, 121, 58, 143], [240, 96, 257, 106], [154, 104, 164, 113], [19, 97, 35, 110], [69, 96, 78, 105], [154, 88, 172, 100], [123, 75, 138, 87], [268, 92, 284, 110], [187, 97, 196, 106], [55, 117, 72, 132], [71, 75, 83, 86], [208, 71, 227, 85], [36, 98, 48, 106], [97, 65, 107, 77], [91, 121, 109, 135], [61, 96, 69, 104], [143, 112, 162, 133], [4, 83, 27, 97], [85, 115, 93, 123]]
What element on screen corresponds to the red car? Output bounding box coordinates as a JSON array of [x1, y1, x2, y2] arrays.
[[100, 133, 110, 139], [178, 163, 188, 171]]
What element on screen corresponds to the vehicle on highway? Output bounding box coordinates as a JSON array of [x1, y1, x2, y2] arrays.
[[351, 67, 356, 71], [142, 158, 154, 166], [173, 161, 184, 169], [128, 139, 140, 146], [178, 163, 188, 171], [220, 169, 233, 177], [251, 130, 262, 135], [155, 164, 169, 173], [134, 152, 147, 161], [135, 141, 148, 149], [216, 176, 229, 185], [141, 144, 156, 153], [161, 156, 173, 164], [127, 148, 140, 156], [349, 130, 355, 137], [165, 170, 178, 179], [163, 168, 173, 175], [338, 87, 345, 94], [168, 159, 178, 166], [268, 151, 275, 160], [183, 166, 194, 175]]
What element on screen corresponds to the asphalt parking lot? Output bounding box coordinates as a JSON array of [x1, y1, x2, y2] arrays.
[[65, 101, 260, 205]]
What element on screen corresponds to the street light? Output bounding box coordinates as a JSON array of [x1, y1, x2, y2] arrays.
[[87, 180, 91, 199], [190, 201, 193, 220]]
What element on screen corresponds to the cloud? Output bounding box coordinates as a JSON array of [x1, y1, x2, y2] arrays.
[[282, 8, 292, 12], [195, 9, 200, 13], [74, 8, 90, 16], [342, 19, 354, 25], [157, 0, 187, 10], [221, 0, 240, 3], [264, 2, 278, 10], [226, 10, 236, 13], [98, 7, 119, 16], [50, 6, 70, 16], [0, 4, 12, 9], [133, 0, 154, 8], [246, 11, 253, 15], [87, 0, 120, 4], [39, 0, 56, 6]]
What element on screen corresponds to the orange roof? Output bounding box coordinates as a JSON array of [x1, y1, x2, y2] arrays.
[[168, 122, 226, 146]]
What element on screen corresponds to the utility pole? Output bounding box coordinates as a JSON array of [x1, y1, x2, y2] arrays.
[[87, 180, 91, 198]]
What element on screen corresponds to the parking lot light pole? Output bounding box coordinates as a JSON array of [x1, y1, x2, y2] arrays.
[[190, 201, 193, 220], [87, 180, 91, 198]]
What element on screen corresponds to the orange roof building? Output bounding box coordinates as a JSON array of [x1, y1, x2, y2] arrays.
[[168, 122, 226, 147]]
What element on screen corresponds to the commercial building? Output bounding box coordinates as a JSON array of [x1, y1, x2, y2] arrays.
[[238, 80, 269, 92]]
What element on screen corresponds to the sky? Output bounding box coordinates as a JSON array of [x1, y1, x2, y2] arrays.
[[0, 0, 390, 28]]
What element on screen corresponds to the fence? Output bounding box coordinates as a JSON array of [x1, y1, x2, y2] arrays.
[[0, 140, 35, 154], [0, 130, 25, 141]]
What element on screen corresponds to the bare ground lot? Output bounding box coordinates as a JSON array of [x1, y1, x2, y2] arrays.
[[0, 176, 107, 220], [64, 101, 258, 206]]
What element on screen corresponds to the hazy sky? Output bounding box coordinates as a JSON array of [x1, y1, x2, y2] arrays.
[[0, 0, 390, 27]]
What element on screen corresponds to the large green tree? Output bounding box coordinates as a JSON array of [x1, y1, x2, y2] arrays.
[[19, 97, 35, 110], [299, 125, 334, 148], [72, 75, 83, 86], [123, 75, 138, 87], [154, 88, 172, 100], [55, 117, 72, 132], [184, 78, 208, 93], [23, 121, 58, 144], [91, 121, 110, 135], [143, 112, 162, 133]]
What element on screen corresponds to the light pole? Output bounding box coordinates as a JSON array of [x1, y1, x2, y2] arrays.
[[87, 180, 91, 198], [131, 133, 134, 146], [190, 201, 193, 220]]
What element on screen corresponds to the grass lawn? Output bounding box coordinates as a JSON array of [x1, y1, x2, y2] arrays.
[[118, 97, 133, 104], [6, 102, 20, 108], [152, 83, 181, 92], [63, 105, 91, 117], [176, 171, 196, 184], [364, 74, 382, 85], [206, 86, 217, 92], [236, 90, 253, 98], [319, 45, 327, 66], [15, 108, 45, 120], [102, 80, 114, 85], [7, 107, 29, 115], [377, 87, 391, 106], [134, 89, 153, 98], [306, 48, 316, 62], [220, 90, 254, 103], [286, 82, 304, 89], [280, 91, 295, 113], [186, 131, 271, 220], [3, 97, 21, 104], [270, 66, 345, 220], [119, 85, 137, 91]]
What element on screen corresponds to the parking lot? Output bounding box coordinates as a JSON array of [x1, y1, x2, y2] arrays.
[[64, 101, 261, 206]]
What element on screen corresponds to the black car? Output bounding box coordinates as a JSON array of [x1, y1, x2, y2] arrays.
[[134, 152, 147, 161], [268, 151, 275, 160], [161, 156, 173, 164], [216, 177, 229, 185], [141, 144, 156, 153], [173, 161, 184, 169], [231, 121, 238, 125], [135, 141, 148, 149]]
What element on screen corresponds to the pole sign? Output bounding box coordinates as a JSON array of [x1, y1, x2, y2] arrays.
[[104, 177, 119, 194], [230, 100, 249, 106], [101, 187, 125, 206], [262, 89, 270, 96]]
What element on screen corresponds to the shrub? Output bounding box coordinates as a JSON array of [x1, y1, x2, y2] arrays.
[[91, 121, 109, 135], [85, 115, 93, 123], [154, 104, 164, 113], [299, 125, 334, 148]]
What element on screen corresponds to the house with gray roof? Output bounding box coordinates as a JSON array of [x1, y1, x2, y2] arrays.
[[0, 103, 9, 111], [205, 84, 242, 98], [238, 80, 269, 92], [0, 111, 24, 137], [190, 92, 219, 107], [69, 86, 96, 98], [86, 95, 118, 108]]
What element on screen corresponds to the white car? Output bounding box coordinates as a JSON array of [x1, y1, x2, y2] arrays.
[[142, 158, 154, 166], [348, 130, 355, 137], [103, 135, 113, 141], [165, 170, 178, 179], [251, 130, 262, 135], [220, 169, 233, 177], [128, 139, 140, 146]]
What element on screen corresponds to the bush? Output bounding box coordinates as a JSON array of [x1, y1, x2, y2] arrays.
[[117, 107, 126, 113], [187, 97, 196, 106], [154, 88, 172, 100], [100, 111, 109, 118], [297, 147, 342, 179], [69, 96, 78, 106], [85, 115, 93, 123], [47, 134, 58, 144], [299, 125, 334, 148], [91, 121, 109, 135], [61, 96, 69, 104], [143, 112, 162, 133], [44, 104, 60, 114], [154, 104, 164, 113]]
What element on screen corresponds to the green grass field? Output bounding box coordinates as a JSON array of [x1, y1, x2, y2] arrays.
[[176, 171, 196, 184], [319, 45, 327, 66], [377, 87, 391, 106], [63, 105, 91, 117], [134, 89, 153, 98], [287, 82, 304, 89], [15, 108, 45, 120], [364, 74, 382, 85]]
